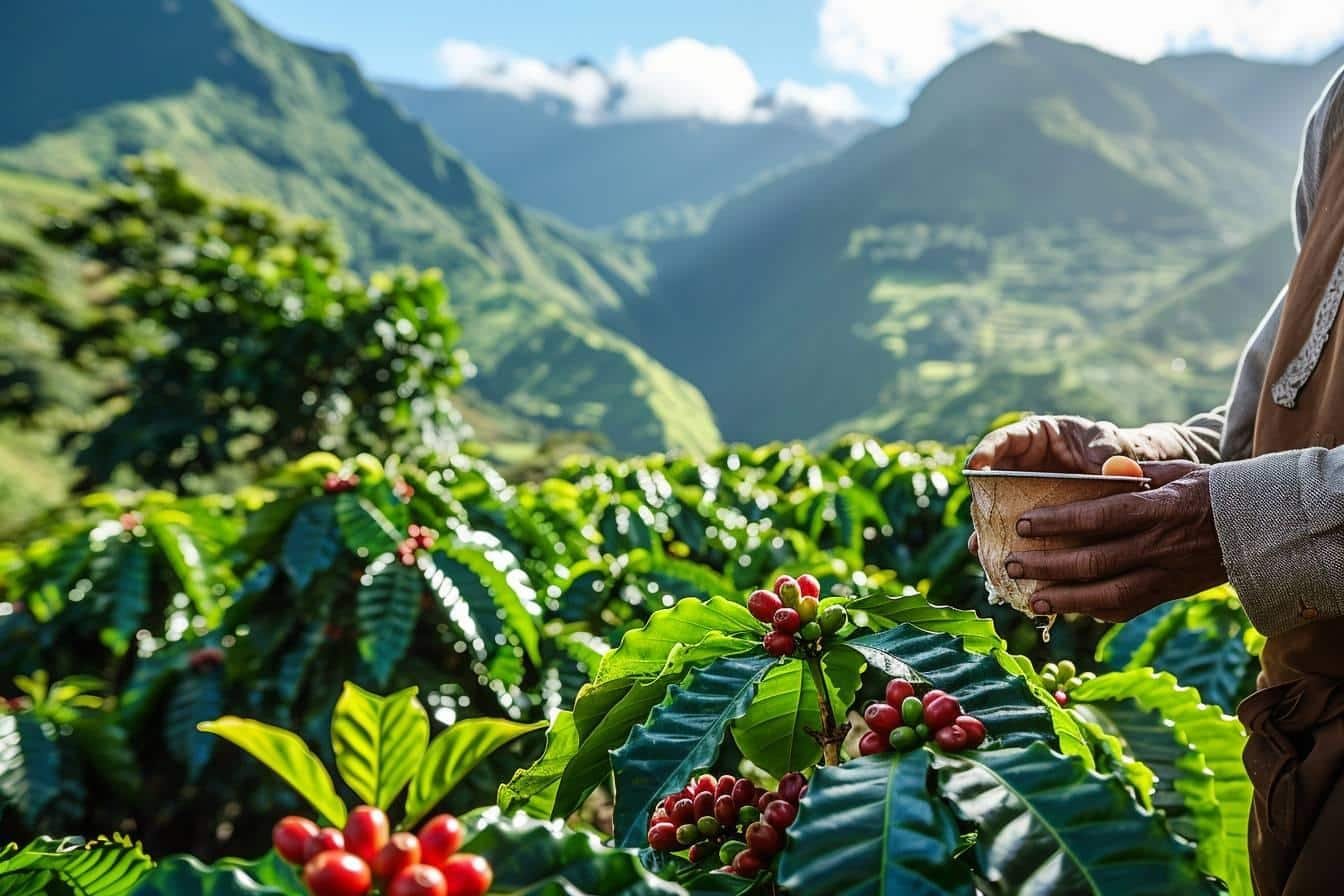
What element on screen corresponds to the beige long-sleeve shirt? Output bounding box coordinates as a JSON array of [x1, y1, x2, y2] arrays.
[[1168, 63, 1344, 636]]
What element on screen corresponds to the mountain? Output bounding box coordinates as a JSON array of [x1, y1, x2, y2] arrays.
[[1154, 46, 1344, 158], [629, 31, 1301, 444], [379, 79, 873, 229], [0, 0, 719, 456]]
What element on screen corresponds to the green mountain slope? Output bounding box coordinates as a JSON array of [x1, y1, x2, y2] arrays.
[[1154, 46, 1344, 158], [380, 80, 870, 229], [634, 32, 1297, 444], [0, 0, 718, 455]]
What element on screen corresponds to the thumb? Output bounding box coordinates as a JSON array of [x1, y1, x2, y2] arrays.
[[1138, 460, 1203, 487]]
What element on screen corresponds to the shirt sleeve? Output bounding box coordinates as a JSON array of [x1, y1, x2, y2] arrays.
[[1210, 446, 1344, 636]]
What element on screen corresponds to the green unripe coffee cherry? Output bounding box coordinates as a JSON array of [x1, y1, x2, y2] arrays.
[[1042, 662, 1058, 677], [778, 581, 802, 608], [677, 823, 701, 846], [1040, 672, 1057, 690], [797, 597, 820, 624], [697, 816, 721, 837], [800, 621, 822, 642], [888, 726, 921, 752], [738, 806, 761, 826], [818, 604, 847, 635], [901, 695, 924, 726], [719, 840, 748, 865], [1066, 676, 1083, 690], [1056, 660, 1077, 680], [915, 723, 931, 739]]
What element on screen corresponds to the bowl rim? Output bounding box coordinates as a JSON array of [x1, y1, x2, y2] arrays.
[[964, 469, 1151, 484]]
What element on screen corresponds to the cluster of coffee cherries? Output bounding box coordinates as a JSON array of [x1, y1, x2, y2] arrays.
[[397, 524, 438, 567], [859, 679, 987, 756], [323, 472, 361, 494], [272, 807, 492, 896], [748, 574, 848, 657], [1040, 660, 1095, 706], [646, 771, 806, 879]]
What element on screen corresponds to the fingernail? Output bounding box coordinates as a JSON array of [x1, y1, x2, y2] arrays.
[[1005, 560, 1024, 578], [1031, 598, 1052, 615], [1017, 518, 1032, 537]]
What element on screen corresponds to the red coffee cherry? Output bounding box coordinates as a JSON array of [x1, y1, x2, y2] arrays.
[[732, 849, 765, 877], [417, 814, 464, 870], [763, 632, 795, 657], [715, 774, 737, 798], [692, 790, 716, 819], [763, 800, 798, 829], [956, 715, 987, 748], [648, 822, 679, 851], [745, 821, 782, 857], [777, 771, 806, 803], [922, 694, 963, 731], [797, 574, 821, 598], [372, 832, 422, 883], [885, 679, 915, 707], [344, 805, 389, 864], [388, 864, 447, 896], [858, 731, 888, 756], [748, 590, 783, 623], [303, 850, 372, 896], [864, 703, 902, 735], [439, 854, 492, 896], [715, 795, 738, 826], [934, 724, 972, 752], [272, 815, 319, 865], [305, 828, 346, 861], [671, 798, 696, 826], [771, 608, 802, 635], [731, 778, 756, 807]]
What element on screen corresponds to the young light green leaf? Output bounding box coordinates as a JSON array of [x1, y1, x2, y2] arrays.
[[197, 717, 346, 826], [594, 596, 760, 684], [403, 717, 546, 828], [331, 683, 429, 811]]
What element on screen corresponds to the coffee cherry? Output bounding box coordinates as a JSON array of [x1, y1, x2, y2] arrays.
[[900, 696, 924, 726], [373, 832, 422, 883], [676, 823, 701, 846], [738, 805, 761, 826], [671, 798, 695, 827], [773, 574, 797, 594], [772, 607, 802, 635], [797, 574, 821, 598], [303, 850, 372, 896], [817, 604, 847, 635], [719, 840, 748, 865], [796, 597, 819, 624], [934, 724, 972, 752], [776, 578, 802, 608], [799, 621, 822, 642], [864, 703, 902, 735], [1054, 690, 1069, 706], [388, 864, 447, 896], [888, 727, 921, 752], [731, 778, 755, 807], [745, 821, 782, 857], [648, 822, 679, 851], [439, 854, 492, 896], [915, 723, 931, 739], [345, 805, 389, 864], [732, 848, 765, 877], [756, 790, 781, 811], [748, 590, 783, 623], [417, 815, 464, 869], [689, 841, 716, 864], [273, 816, 319, 865], [1056, 660, 1077, 680], [955, 715, 987, 748], [693, 790, 716, 819], [716, 774, 736, 798], [763, 632, 795, 657], [777, 771, 806, 803], [695, 773, 718, 794], [763, 800, 797, 829], [699, 816, 722, 838], [305, 828, 346, 861], [858, 730, 888, 756], [923, 694, 962, 731], [715, 795, 738, 826], [885, 679, 916, 707]]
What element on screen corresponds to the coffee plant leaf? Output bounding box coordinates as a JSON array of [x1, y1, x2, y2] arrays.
[[197, 716, 346, 826], [498, 710, 579, 817], [593, 596, 760, 684], [433, 531, 542, 665], [331, 682, 429, 811], [611, 654, 774, 847], [333, 492, 400, 557], [845, 589, 1001, 654], [128, 854, 292, 895], [0, 714, 62, 826], [280, 499, 342, 591], [163, 667, 223, 781], [355, 555, 422, 687], [404, 716, 546, 828], [0, 834, 152, 896], [778, 749, 973, 896]]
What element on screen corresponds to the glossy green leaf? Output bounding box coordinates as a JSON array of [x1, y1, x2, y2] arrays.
[[1072, 668, 1250, 894], [594, 596, 760, 684], [128, 855, 289, 895], [334, 492, 400, 556], [281, 499, 341, 590], [432, 534, 543, 665], [937, 743, 1216, 895], [404, 716, 546, 828], [164, 668, 223, 781], [198, 716, 347, 826], [145, 515, 219, 617], [731, 647, 863, 777], [0, 714, 61, 825], [96, 539, 151, 656], [461, 810, 684, 895], [611, 654, 773, 846], [778, 749, 973, 895], [846, 589, 1002, 654], [498, 711, 579, 817], [0, 835, 153, 896], [331, 683, 429, 811], [355, 556, 422, 687]]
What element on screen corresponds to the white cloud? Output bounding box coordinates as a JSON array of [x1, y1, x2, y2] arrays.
[[435, 37, 866, 126], [820, 0, 1344, 91], [774, 80, 866, 123]]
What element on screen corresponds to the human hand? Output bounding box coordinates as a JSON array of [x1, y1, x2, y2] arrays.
[[1003, 461, 1226, 622], [966, 415, 1132, 475]]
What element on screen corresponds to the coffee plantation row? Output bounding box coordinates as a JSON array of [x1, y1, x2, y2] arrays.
[[0, 440, 1262, 894]]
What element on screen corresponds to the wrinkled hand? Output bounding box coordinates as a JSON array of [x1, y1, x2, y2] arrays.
[[1005, 461, 1227, 622], [966, 415, 1132, 474]]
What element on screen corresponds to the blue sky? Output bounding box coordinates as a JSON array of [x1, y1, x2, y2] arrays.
[[238, 2, 1344, 123]]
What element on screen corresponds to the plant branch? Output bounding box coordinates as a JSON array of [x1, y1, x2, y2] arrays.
[[805, 653, 847, 765]]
